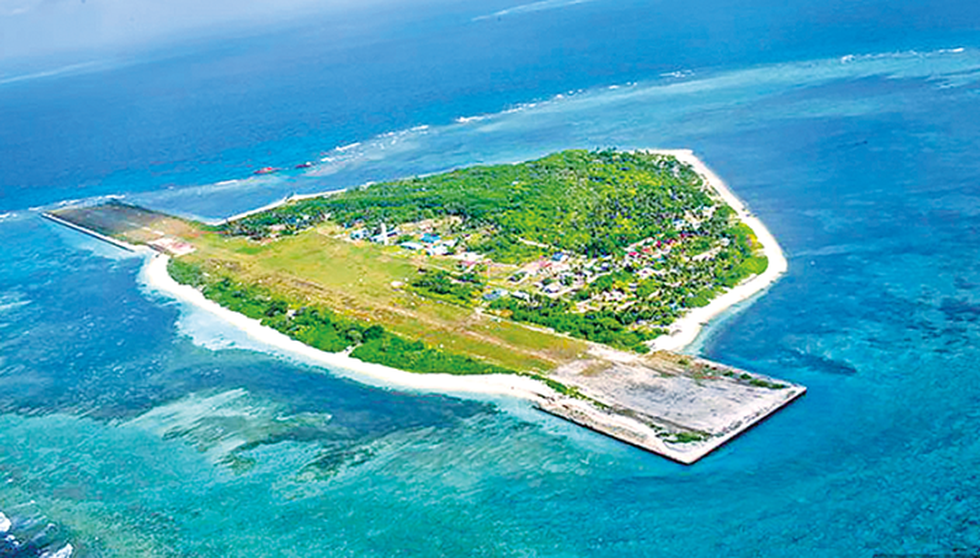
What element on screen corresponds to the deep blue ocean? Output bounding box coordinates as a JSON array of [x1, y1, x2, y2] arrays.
[[3, 0, 980, 556]]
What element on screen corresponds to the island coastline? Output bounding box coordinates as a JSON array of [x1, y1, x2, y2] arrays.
[[211, 148, 789, 353], [646, 150, 789, 352], [141, 252, 559, 402], [51, 149, 801, 464]]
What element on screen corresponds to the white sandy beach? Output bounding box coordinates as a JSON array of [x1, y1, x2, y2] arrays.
[[646, 150, 789, 352], [132, 150, 794, 463], [141, 253, 556, 402], [195, 149, 787, 358], [141, 250, 804, 465]]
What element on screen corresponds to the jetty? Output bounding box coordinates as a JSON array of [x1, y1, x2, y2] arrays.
[[539, 351, 805, 464]]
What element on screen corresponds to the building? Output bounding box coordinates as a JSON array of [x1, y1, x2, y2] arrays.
[[421, 233, 441, 244], [426, 244, 450, 256]]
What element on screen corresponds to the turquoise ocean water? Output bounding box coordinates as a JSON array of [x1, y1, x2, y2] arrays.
[[2, 1, 980, 555]]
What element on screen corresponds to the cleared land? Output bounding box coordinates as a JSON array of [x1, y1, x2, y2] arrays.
[[188, 224, 586, 372]]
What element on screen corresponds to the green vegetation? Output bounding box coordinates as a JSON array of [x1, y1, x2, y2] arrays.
[[719, 222, 768, 287], [208, 149, 771, 354], [489, 293, 661, 353], [167, 259, 515, 375], [667, 431, 710, 444], [748, 378, 787, 390], [176, 221, 586, 373], [168, 257, 205, 286], [224, 150, 713, 257], [350, 334, 513, 375], [409, 269, 484, 307], [715, 365, 785, 389], [523, 373, 609, 406]]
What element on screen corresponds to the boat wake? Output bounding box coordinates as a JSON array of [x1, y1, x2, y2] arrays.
[[472, 0, 597, 21]]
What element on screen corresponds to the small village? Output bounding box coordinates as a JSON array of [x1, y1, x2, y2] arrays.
[[42, 148, 799, 468], [219, 150, 768, 352], [338, 200, 749, 344]]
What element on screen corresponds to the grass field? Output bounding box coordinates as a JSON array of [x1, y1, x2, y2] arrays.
[[52, 201, 589, 374], [181, 223, 587, 373]]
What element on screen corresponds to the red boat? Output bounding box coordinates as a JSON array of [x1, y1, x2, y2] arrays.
[[254, 166, 279, 175]]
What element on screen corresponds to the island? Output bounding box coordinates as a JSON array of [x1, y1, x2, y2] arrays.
[[43, 149, 803, 464]]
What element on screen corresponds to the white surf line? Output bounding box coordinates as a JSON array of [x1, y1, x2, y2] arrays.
[[212, 189, 349, 226], [211, 194, 294, 226], [644, 149, 789, 352]]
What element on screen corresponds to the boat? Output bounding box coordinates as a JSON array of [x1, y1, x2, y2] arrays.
[[253, 167, 279, 175], [295, 161, 314, 169]]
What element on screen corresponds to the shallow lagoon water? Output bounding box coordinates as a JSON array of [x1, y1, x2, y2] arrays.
[[2, 3, 980, 555]]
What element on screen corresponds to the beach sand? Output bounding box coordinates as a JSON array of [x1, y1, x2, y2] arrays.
[[144, 149, 789, 401], [133, 150, 797, 463], [645, 150, 789, 352], [214, 188, 349, 226], [218, 150, 788, 353], [141, 253, 556, 402]]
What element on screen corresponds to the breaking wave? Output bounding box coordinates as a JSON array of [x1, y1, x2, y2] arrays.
[[839, 46, 969, 64], [0, 505, 75, 558]]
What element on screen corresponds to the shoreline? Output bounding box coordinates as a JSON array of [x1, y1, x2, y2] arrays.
[[212, 150, 788, 354], [143, 252, 803, 466], [55, 149, 799, 465], [40, 212, 140, 253], [141, 253, 558, 403], [644, 150, 789, 352], [213, 188, 350, 226]]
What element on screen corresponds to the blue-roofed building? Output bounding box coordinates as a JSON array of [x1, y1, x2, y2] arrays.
[[420, 233, 441, 244]]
